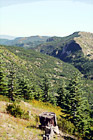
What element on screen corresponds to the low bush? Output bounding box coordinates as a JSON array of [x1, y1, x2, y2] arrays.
[[57, 117, 75, 134], [6, 103, 29, 120], [0, 95, 9, 102]]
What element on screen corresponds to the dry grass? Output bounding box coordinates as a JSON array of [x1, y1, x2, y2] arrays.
[[29, 100, 62, 117], [0, 101, 43, 140], [0, 98, 63, 140]]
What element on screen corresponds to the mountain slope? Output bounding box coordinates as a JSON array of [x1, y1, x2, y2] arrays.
[[0, 36, 49, 48], [0, 45, 80, 90], [34, 32, 93, 79], [0, 39, 9, 44], [74, 32, 93, 59], [1, 45, 92, 105]]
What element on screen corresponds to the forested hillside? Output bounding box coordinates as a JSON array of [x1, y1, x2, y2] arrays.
[[0, 45, 80, 87], [35, 32, 93, 79], [0, 44, 93, 139], [0, 45, 93, 103]]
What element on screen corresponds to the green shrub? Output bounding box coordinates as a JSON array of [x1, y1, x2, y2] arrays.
[[6, 103, 29, 120], [35, 115, 40, 123], [23, 112, 29, 120], [57, 117, 75, 134], [0, 95, 9, 102], [35, 115, 40, 127]]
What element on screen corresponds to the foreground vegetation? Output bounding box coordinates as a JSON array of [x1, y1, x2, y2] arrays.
[[0, 66, 92, 139], [0, 94, 92, 140], [0, 96, 64, 140]]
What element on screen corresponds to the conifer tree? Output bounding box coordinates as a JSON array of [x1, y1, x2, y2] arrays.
[[17, 76, 34, 100], [0, 59, 8, 96], [41, 76, 57, 104], [48, 92, 57, 105], [41, 76, 50, 102], [7, 68, 17, 101], [66, 73, 90, 134], [57, 80, 68, 109], [33, 86, 43, 101]]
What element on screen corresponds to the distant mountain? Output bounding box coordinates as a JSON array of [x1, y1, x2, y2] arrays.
[[0, 35, 49, 48], [35, 32, 93, 79], [0, 32, 93, 79], [0, 39, 9, 44], [0, 35, 16, 40]]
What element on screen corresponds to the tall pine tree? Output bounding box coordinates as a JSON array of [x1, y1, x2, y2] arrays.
[[17, 76, 34, 100], [0, 58, 8, 96], [7, 64, 17, 101], [57, 80, 68, 109], [66, 73, 90, 134], [41, 76, 50, 102]]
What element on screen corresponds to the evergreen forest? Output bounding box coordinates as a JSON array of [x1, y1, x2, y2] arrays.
[[0, 43, 93, 140]]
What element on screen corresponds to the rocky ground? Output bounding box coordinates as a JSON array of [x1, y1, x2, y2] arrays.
[[0, 101, 65, 140]]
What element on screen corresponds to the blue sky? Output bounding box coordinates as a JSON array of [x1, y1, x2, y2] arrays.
[[0, 0, 93, 37]]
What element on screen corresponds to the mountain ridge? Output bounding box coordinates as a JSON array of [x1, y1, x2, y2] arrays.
[[0, 35, 16, 40], [34, 31, 93, 79], [36, 31, 93, 59], [0, 35, 49, 48], [0, 31, 93, 79]]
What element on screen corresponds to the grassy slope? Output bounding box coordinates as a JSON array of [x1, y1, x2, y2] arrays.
[[0, 96, 63, 140]]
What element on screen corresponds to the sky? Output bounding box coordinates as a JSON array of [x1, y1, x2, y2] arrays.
[[0, 0, 93, 37]]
